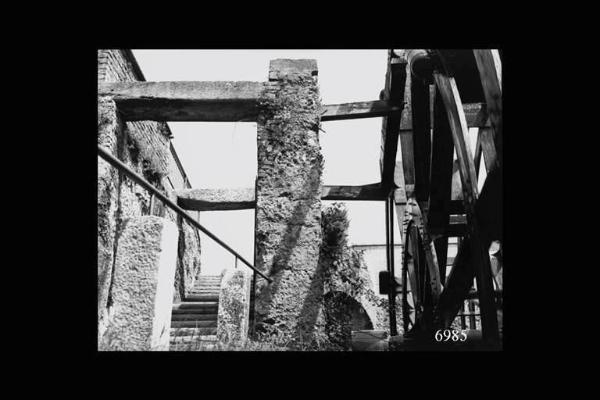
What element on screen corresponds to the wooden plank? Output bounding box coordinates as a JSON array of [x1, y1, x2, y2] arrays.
[[406, 200, 443, 304], [427, 84, 455, 236], [397, 73, 416, 198], [434, 237, 449, 286], [433, 236, 475, 329], [320, 100, 402, 121], [433, 164, 501, 327], [434, 74, 479, 200], [474, 128, 483, 173], [175, 184, 389, 211], [479, 126, 498, 173], [321, 183, 388, 201], [434, 72, 499, 343], [98, 81, 264, 121], [450, 161, 464, 201], [380, 51, 408, 191], [411, 73, 432, 203], [473, 50, 502, 164]]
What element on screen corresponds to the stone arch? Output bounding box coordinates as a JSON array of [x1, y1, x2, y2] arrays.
[[321, 264, 383, 335], [323, 291, 374, 331]]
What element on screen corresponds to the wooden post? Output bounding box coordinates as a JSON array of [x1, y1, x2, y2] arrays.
[[434, 72, 500, 344]]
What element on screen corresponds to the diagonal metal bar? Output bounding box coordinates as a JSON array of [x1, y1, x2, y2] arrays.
[[97, 145, 272, 283]]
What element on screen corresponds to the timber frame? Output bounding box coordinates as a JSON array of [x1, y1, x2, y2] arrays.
[[98, 49, 503, 349]]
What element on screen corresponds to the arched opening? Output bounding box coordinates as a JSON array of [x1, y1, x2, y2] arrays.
[[323, 291, 373, 349]]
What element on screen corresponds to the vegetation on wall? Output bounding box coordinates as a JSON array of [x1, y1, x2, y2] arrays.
[[318, 202, 381, 350], [125, 123, 170, 184]]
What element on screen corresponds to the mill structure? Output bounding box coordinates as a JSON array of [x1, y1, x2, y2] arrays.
[[97, 49, 503, 351]]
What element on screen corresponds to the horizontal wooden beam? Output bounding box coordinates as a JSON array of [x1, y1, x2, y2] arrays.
[[99, 80, 487, 127], [321, 183, 388, 201], [98, 81, 264, 121], [380, 53, 408, 192], [320, 100, 402, 121], [175, 183, 388, 211]]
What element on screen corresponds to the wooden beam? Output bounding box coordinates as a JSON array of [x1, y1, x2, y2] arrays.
[[427, 84, 455, 236], [406, 200, 443, 305], [434, 236, 476, 328], [434, 237, 449, 286], [397, 72, 416, 198], [175, 184, 389, 211], [432, 159, 501, 329], [434, 71, 499, 343], [451, 160, 464, 201], [380, 52, 408, 191], [321, 183, 388, 201], [473, 50, 502, 165], [479, 126, 498, 174], [98, 81, 264, 121], [411, 75, 432, 203], [320, 100, 402, 121]]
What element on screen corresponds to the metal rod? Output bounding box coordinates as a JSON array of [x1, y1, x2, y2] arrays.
[[98, 145, 272, 283], [385, 195, 398, 336], [389, 195, 398, 336], [149, 193, 155, 216]]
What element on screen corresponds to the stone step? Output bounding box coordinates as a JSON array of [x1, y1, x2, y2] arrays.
[[171, 313, 218, 321], [171, 320, 217, 328], [169, 342, 219, 351], [185, 294, 219, 302], [170, 335, 218, 343], [173, 302, 218, 310], [190, 286, 220, 289], [172, 307, 217, 315], [170, 327, 217, 336], [188, 289, 221, 295], [192, 285, 221, 289]]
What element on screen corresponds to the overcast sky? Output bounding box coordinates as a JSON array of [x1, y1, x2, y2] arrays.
[[132, 50, 404, 274]]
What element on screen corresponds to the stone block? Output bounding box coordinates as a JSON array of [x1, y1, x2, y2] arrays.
[[99, 216, 179, 351], [269, 59, 318, 81], [217, 268, 252, 345]]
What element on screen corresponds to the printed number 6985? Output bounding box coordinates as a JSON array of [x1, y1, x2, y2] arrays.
[[434, 329, 468, 342]]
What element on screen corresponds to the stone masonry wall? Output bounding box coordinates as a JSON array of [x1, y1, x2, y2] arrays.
[[97, 50, 201, 342], [253, 60, 324, 342]]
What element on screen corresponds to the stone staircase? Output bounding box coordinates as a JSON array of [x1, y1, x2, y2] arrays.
[[169, 274, 223, 351]]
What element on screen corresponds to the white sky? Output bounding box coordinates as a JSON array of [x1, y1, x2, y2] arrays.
[[132, 50, 403, 274]]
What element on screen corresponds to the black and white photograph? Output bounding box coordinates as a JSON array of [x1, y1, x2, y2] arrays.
[[97, 49, 503, 352]]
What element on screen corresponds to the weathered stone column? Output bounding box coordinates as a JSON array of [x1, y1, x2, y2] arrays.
[[254, 59, 324, 341], [217, 268, 253, 344], [97, 96, 122, 341], [99, 216, 179, 351]]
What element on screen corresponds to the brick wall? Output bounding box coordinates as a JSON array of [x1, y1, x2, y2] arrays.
[[97, 50, 201, 341]]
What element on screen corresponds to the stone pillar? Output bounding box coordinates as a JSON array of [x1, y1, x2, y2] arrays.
[[217, 268, 253, 344], [99, 216, 179, 351], [254, 59, 324, 341], [97, 96, 121, 341]]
